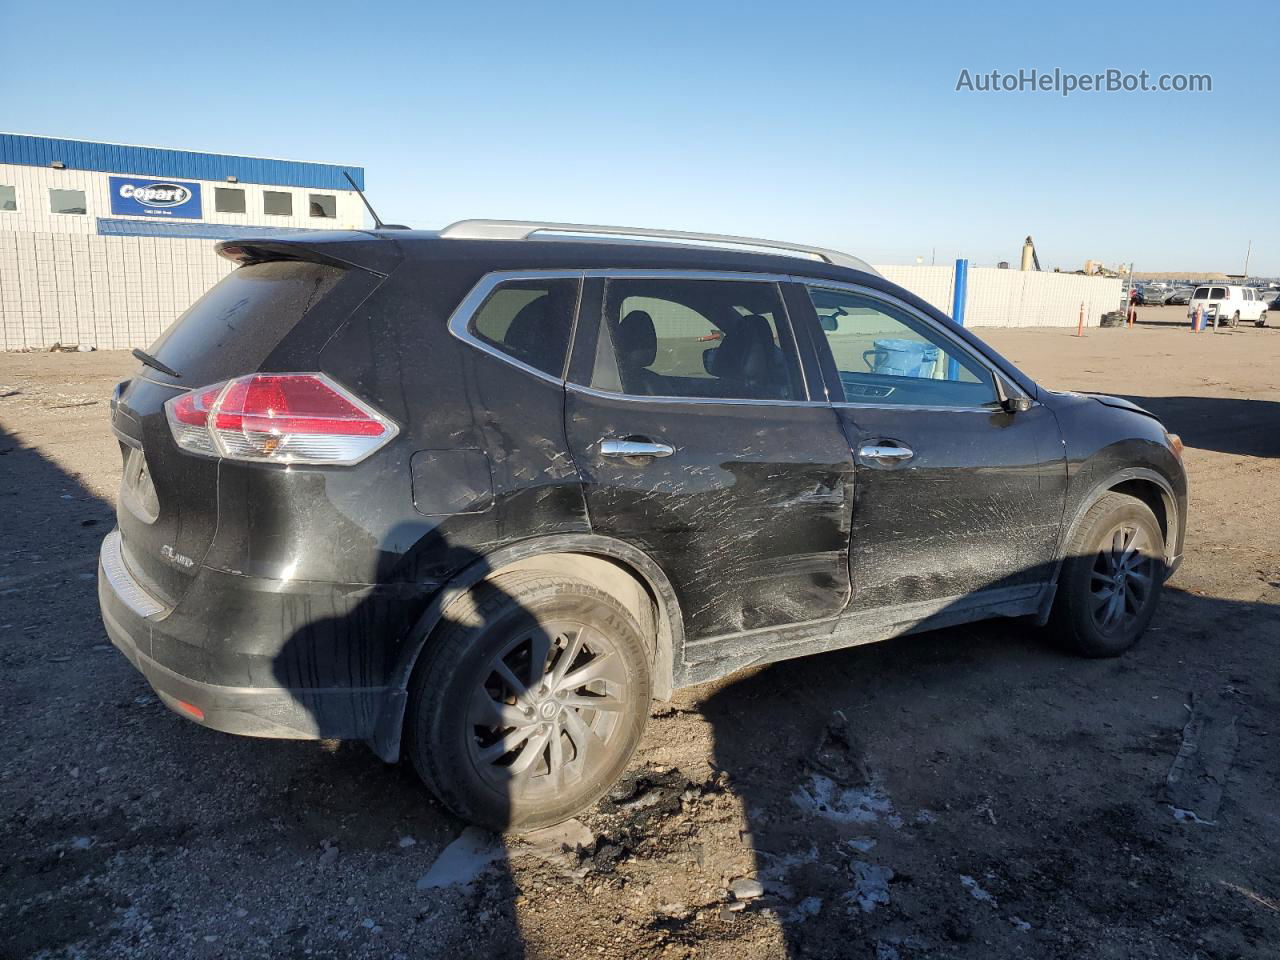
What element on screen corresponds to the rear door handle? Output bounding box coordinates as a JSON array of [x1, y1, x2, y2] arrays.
[[857, 441, 914, 467], [600, 438, 675, 459]]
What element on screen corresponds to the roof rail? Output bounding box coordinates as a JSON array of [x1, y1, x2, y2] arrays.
[[438, 220, 877, 275]]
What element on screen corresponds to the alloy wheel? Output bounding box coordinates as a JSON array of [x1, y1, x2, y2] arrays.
[[1088, 523, 1157, 635], [466, 620, 628, 801]]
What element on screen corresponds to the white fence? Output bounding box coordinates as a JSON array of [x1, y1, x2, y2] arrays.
[[875, 264, 1123, 329], [0, 232, 1126, 351]]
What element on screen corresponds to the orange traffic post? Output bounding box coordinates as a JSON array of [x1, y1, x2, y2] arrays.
[[1193, 305, 1202, 332], [1076, 301, 1085, 337]]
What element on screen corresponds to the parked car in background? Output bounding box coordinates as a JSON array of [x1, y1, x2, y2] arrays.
[[1163, 287, 1194, 306], [1188, 284, 1268, 327], [1136, 284, 1167, 305], [99, 220, 1189, 830]]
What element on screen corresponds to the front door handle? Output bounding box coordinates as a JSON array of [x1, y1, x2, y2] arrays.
[[600, 438, 675, 459], [857, 441, 914, 467]]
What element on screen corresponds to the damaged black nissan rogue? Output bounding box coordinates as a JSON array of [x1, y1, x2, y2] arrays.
[[99, 221, 1187, 830]]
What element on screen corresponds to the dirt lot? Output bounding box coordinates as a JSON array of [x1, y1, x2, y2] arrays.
[[2, 305, 1278, 960]]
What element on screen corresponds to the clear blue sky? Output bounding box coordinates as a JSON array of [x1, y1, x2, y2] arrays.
[[4, 0, 1277, 273]]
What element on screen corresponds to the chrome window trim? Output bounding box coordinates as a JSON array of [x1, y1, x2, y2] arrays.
[[802, 280, 1035, 413], [582, 268, 793, 282], [566, 380, 829, 408], [831, 401, 998, 414]]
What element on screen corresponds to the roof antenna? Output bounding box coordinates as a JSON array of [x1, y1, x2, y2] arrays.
[[344, 171, 407, 230]]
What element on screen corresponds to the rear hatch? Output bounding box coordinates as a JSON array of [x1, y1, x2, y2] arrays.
[[110, 236, 396, 609]]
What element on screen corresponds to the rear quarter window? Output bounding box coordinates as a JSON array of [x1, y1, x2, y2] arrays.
[[466, 278, 579, 379]]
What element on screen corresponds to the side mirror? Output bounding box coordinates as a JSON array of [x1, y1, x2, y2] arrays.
[[819, 314, 839, 332], [993, 372, 1032, 413]]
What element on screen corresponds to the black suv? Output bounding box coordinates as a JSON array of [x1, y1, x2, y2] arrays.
[[99, 221, 1187, 830]]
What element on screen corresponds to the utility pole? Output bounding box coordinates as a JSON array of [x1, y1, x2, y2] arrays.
[[1244, 239, 1252, 280]]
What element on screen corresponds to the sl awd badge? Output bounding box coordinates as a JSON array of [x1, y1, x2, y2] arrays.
[[161, 544, 194, 568]]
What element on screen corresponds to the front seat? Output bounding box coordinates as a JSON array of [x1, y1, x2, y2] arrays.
[[708, 314, 786, 398]]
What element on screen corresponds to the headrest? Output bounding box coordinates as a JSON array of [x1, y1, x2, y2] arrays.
[[710, 314, 774, 381], [504, 296, 557, 371], [617, 310, 657, 368]]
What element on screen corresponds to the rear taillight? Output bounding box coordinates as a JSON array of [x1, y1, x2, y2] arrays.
[[163, 374, 397, 465]]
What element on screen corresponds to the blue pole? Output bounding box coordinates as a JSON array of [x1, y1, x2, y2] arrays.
[[949, 258, 968, 380]]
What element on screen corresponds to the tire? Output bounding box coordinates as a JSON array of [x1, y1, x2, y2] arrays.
[[1257, 312, 1267, 328], [1051, 493, 1165, 658], [405, 571, 651, 831]]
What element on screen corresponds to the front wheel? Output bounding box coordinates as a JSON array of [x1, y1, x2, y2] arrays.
[[406, 571, 651, 831], [1051, 493, 1166, 657]]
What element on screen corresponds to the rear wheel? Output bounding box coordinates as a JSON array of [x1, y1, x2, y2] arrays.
[[406, 572, 651, 831], [1051, 493, 1165, 658]]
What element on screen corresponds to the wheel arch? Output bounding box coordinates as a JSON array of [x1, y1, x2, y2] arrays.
[[369, 533, 684, 762], [1036, 467, 1180, 625], [1061, 467, 1180, 567]]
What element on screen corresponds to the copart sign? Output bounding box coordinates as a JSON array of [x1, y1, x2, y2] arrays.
[[109, 176, 202, 218]]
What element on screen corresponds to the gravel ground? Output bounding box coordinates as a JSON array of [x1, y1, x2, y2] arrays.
[[2, 305, 1278, 959]]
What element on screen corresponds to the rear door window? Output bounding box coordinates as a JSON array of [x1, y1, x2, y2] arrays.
[[1193, 287, 1209, 299], [467, 278, 580, 379], [585, 278, 803, 401], [1209, 287, 1227, 299], [807, 286, 997, 408]]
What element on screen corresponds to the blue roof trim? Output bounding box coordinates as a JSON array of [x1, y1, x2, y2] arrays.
[[97, 218, 330, 240], [2, 134, 363, 190]]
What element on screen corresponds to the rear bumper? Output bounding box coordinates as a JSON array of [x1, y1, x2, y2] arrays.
[[98, 530, 412, 741]]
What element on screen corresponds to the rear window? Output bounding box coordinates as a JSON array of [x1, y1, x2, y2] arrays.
[[146, 260, 344, 383]]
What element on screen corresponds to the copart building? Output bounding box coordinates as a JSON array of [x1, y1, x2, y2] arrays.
[[0, 134, 366, 350]]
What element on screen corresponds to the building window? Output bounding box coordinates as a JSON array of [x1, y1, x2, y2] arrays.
[[50, 188, 86, 215], [264, 191, 293, 216], [309, 194, 336, 218], [215, 187, 246, 214], [0, 185, 15, 211]]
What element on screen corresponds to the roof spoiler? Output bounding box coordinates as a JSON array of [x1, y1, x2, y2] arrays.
[[214, 232, 402, 277]]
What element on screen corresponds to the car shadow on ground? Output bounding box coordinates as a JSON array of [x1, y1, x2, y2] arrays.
[[1122, 395, 1280, 458]]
